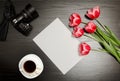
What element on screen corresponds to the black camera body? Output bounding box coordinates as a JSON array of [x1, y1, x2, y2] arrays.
[[0, 0, 39, 41], [12, 4, 39, 36]]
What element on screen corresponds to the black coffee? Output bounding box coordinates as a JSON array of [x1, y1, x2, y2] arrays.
[[24, 60, 36, 73]]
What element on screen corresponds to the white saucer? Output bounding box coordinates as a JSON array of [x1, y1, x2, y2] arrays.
[[18, 54, 44, 79]]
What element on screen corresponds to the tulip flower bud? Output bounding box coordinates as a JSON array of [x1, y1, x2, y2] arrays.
[[69, 13, 81, 27], [84, 21, 97, 33], [86, 6, 100, 20], [72, 27, 84, 38], [79, 42, 91, 55]]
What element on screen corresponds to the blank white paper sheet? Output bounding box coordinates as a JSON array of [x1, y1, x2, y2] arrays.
[[33, 18, 84, 74]]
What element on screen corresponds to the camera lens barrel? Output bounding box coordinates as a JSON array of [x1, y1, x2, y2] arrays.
[[23, 4, 39, 22]]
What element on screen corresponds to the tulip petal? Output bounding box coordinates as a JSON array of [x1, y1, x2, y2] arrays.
[[72, 27, 84, 38], [85, 6, 100, 20], [84, 21, 97, 33], [79, 42, 91, 55], [69, 13, 81, 27]]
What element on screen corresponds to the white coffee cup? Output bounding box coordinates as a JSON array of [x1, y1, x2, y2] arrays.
[[18, 54, 44, 79]]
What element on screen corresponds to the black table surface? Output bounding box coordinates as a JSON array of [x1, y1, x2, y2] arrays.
[[0, 0, 120, 81]]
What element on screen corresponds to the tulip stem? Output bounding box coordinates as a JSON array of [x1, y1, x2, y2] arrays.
[[81, 22, 87, 24], [91, 49, 108, 53], [95, 19, 106, 31], [84, 34, 99, 42]]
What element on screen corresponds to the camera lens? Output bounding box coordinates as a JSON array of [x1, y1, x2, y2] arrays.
[[22, 4, 39, 22], [12, 4, 39, 24], [11, 4, 39, 36]]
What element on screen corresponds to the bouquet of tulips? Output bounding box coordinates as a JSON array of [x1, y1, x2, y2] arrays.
[[69, 6, 120, 63]]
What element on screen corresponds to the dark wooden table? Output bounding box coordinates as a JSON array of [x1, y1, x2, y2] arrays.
[[0, 0, 120, 81]]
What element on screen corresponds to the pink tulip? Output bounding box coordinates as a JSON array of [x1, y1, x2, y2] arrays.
[[72, 27, 84, 38], [84, 21, 97, 33], [86, 6, 100, 20], [79, 42, 91, 55], [69, 13, 81, 27]]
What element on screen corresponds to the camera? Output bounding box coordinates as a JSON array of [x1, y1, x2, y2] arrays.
[[12, 4, 39, 36]]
